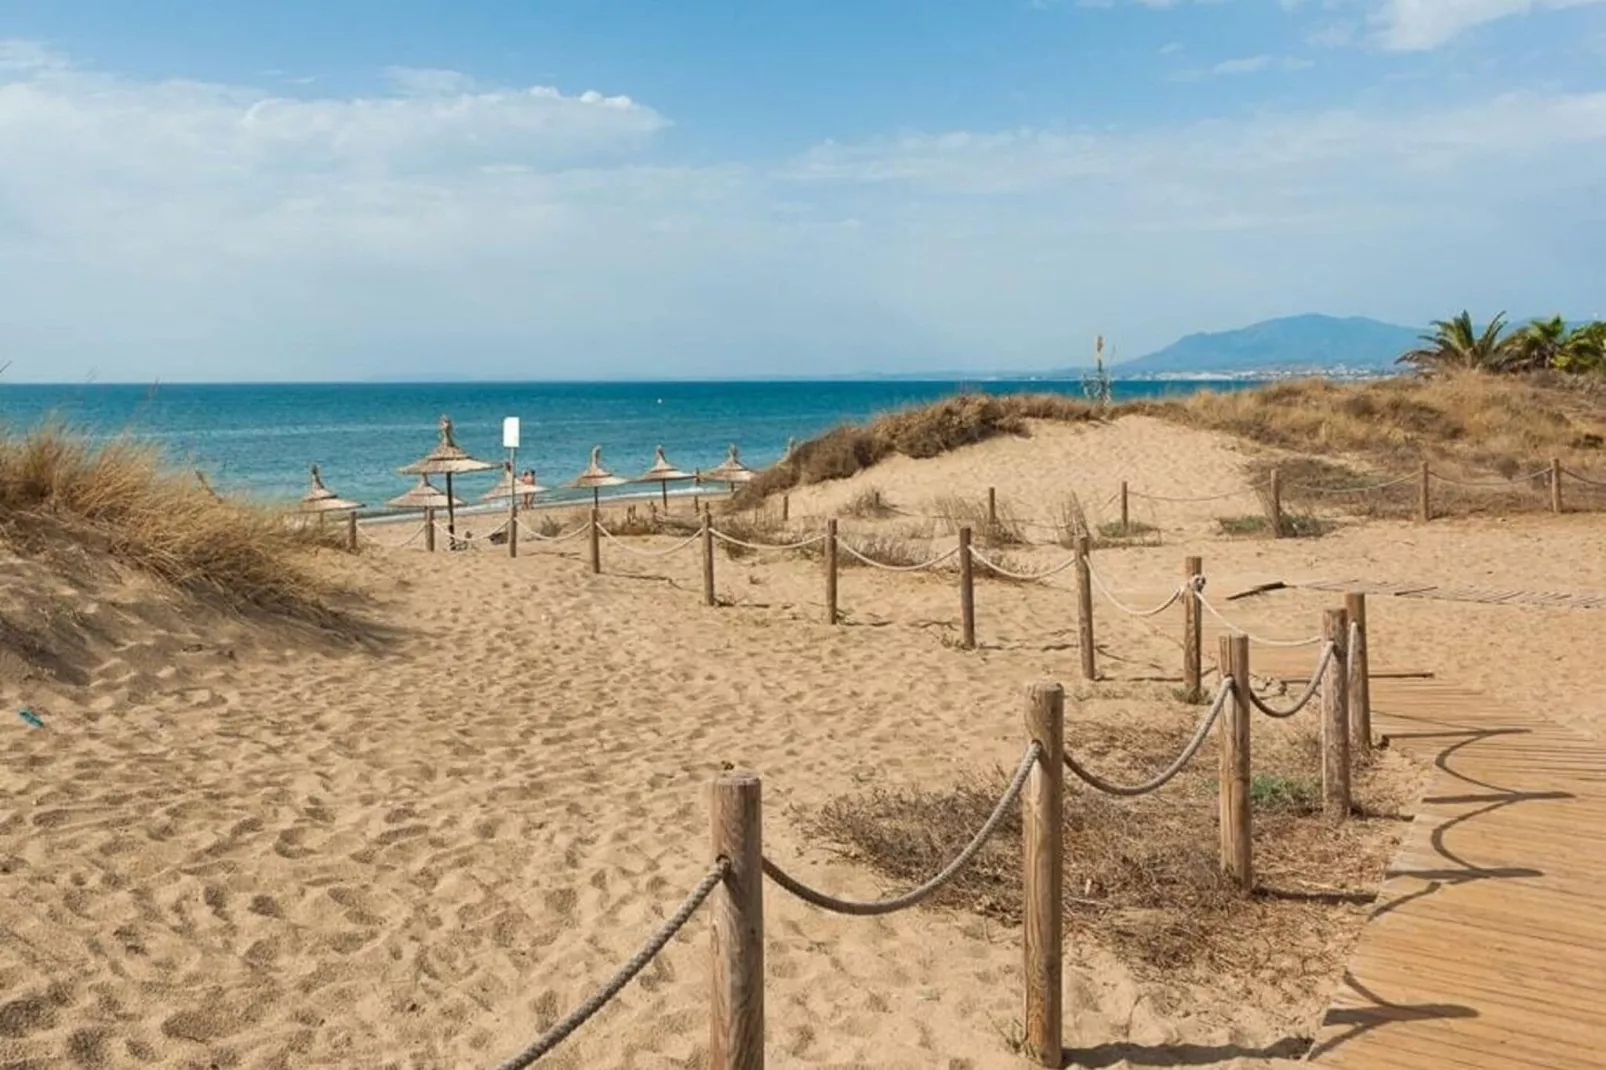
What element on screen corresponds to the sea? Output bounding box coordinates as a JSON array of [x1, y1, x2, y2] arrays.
[[0, 380, 1254, 514]]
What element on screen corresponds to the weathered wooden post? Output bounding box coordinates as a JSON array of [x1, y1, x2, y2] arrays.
[[1183, 556, 1203, 703], [987, 486, 998, 527], [959, 527, 976, 650], [1417, 461, 1431, 523], [346, 511, 358, 552], [1120, 480, 1129, 534], [589, 508, 601, 574], [1023, 682, 1064, 1067], [508, 501, 519, 560], [710, 772, 764, 1070], [702, 512, 716, 607], [1075, 535, 1096, 681], [1268, 466, 1284, 538], [425, 507, 436, 553], [825, 518, 839, 626], [1345, 592, 1371, 759], [1551, 457, 1564, 515], [781, 494, 790, 523], [1219, 635, 1252, 892], [1321, 608, 1351, 821]]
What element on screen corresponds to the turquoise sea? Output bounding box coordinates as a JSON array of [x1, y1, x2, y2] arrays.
[[0, 380, 1255, 513]]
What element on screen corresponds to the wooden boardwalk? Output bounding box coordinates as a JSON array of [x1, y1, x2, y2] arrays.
[[1272, 663, 1606, 1067]]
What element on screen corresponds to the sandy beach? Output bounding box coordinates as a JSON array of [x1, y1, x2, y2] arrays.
[[4, 414, 1604, 1068]]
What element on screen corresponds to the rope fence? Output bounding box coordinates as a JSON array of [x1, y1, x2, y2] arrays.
[[487, 597, 1376, 1067]]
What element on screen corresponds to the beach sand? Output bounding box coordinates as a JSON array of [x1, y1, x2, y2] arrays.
[[3, 415, 1604, 1068]]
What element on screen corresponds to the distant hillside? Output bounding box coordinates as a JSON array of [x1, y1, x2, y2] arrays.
[[1118, 314, 1422, 375]]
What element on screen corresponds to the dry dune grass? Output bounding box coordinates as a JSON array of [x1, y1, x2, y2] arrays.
[[744, 374, 1606, 511], [0, 425, 346, 622]]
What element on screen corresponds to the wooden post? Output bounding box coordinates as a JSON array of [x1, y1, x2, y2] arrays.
[[508, 502, 519, 559], [1218, 635, 1252, 892], [1345, 593, 1371, 759], [589, 507, 601, 575], [781, 494, 790, 523], [710, 772, 764, 1070], [1023, 683, 1064, 1067], [1551, 457, 1563, 514], [1418, 460, 1431, 523], [346, 511, 358, 552], [425, 507, 436, 553], [825, 518, 839, 626], [1321, 608, 1351, 821], [1120, 480, 1129, 534], [1183, 556, 1203, 703], [1268, 467, 1284, 539], [1075, 535, 1096, 681], [959, 527, 976, 650], [702, 512, 716, 607], [987, 486, 997, 527]]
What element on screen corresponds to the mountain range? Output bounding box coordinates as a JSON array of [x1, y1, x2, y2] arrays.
[[1109, 314, 1423, 376]]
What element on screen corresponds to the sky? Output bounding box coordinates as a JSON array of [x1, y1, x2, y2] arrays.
[[0, 0, 1603, 382]]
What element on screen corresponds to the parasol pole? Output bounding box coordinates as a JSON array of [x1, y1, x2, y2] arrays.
[[446, 472, 457, 546]]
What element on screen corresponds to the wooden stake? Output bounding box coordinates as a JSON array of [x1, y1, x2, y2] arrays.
[[781, 494, 790, 523], [987, 486, 997, 527], [508, 501, 518, 559], [1345, 592, 1371, 759], [1268, 467, 1284, 539], [1551, 457, 1563, 515], [1321, 608, 1351, 821], [1219, 635, 1252, 892], [710, 773, 764, 1070], [1183, 556, 1203, 703], [702, 512, 716, 607], [1075, 535, 1096, 681], [589, 507, 601, 575], [1023, 682, 1064, 1067], [1120, 480, 1129, 534], [1418, 460, 1431, 523], [346, 511, 358, 553], [425, 507, 436, 553], [959, 526, 976, 650], [825, 518, 839, 625]]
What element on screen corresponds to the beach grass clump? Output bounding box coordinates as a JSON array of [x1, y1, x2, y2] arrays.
[[0, 425, 344, 621], [843, 487, 896, 519], [802, 699, 1412, 988], [930, 494, 1027, 548], [737, 392, 1100, 504], [832, 531, 931, 570]]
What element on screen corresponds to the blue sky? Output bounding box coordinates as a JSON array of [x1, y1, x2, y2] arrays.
[[1, 0, 1603, 382]]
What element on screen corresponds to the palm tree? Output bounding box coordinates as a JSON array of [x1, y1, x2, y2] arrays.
[[1397, 311, 1513, 373], [1504, 315, 1569, 372], [1556, 321, 1606, 374]]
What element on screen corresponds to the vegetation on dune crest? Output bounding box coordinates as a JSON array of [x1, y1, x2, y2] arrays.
[[0, 426, 347, 621]]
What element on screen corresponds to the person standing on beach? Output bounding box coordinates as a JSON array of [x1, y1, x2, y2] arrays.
[[520, 470, 537, 509]]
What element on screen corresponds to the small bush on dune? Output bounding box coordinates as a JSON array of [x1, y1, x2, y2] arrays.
[[0, 426, 344, 621]]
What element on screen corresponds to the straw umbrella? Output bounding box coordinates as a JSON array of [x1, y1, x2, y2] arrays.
[[299, 464, 361, 515], [703, 443, 754, 492], [480, 461, 549, 505], [635, 445, 695, 509], [398, 415, 496, 541], [570, 445, 627, 507], [386, 476, 462, 512]]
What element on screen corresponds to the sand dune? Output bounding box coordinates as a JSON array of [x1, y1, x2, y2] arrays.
[[3, 414, 1603, 1068]]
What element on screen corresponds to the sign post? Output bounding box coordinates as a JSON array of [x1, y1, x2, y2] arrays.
[[503, 417, 520, 557]]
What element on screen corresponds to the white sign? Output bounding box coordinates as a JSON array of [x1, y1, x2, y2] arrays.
[[502, 417, 520, 450]]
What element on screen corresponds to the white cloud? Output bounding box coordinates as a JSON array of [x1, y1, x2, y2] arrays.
[[0, 40, 1604, 380], [1373, 0, 1606, 50]]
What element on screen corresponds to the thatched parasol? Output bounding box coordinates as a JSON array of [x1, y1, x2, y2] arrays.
[[386, 476, 463, 512], [703, 443, 754, 490], [635, 445, 694, 509], [570, 445, 627, 507], [398, 415, 495, 537], [299, 464, 362, 514]]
